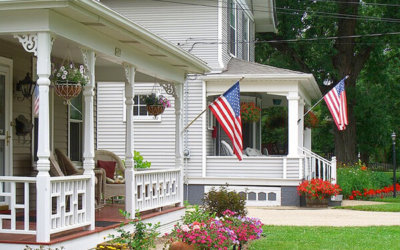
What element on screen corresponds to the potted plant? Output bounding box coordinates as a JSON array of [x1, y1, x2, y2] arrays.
[[297, 178, 341, 207], [240, 102, 261, 123], [143, 93, 171, 117], [52, 63, 88, 101]]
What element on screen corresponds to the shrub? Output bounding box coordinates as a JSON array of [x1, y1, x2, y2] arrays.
[[134, 150, 151, 169], [202, 186, 247, 217], [337, 162, 392, 198], [99, 210, 160, 249], [182, 204, 215, 225]]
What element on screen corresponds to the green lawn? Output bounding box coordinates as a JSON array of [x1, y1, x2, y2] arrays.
[[249, 226, 400, 250], [334, 196, 400, 212]]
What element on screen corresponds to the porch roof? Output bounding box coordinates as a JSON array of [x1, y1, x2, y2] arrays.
[[203, 58, 322, 100], [0, 0, 210, 81]]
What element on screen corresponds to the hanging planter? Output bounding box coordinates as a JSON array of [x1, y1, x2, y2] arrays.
[[144, 93, 171, 117], [52, 64, 88, 102], [240, 102, 261, 123]]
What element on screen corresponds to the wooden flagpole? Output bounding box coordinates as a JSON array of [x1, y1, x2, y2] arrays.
[[182, 77, 244, 132]]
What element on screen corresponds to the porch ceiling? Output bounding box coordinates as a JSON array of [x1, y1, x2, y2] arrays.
[[0, 0, 210, 83]]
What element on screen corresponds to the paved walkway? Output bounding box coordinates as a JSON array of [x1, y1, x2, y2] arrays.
[[247, 200, 400, 227]]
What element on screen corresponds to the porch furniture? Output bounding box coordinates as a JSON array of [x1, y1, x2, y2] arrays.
[[53, 148, 105, 206], [220, 140, 233, 156], [94, 150, 125, 202]]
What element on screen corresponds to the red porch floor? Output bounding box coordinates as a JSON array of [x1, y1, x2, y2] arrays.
[[0, 204, 183, 245]]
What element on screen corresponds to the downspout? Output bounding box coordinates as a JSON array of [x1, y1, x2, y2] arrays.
[[184, 77, 189, 201]]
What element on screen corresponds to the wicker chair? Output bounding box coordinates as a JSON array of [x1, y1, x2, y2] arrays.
[[94, 150, 125, 202], [53, 148, 106, 206]]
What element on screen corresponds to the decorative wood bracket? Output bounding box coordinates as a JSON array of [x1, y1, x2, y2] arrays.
[[14, 34, 38, 56], [123, 63, 131, 84], [159, 82, 177, 99], [14, 33, 55, 56]]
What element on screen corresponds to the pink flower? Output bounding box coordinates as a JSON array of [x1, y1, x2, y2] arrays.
[[181, 225, 190, 232], [193, 225, 200, 231]]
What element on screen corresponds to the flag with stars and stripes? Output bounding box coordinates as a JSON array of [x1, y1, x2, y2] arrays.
[[324, 77, 348, 130], [209, 82, 243, 161], [33, 85, 39, 117]]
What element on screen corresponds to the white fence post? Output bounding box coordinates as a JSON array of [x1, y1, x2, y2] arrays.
[[331, 156, 337, 184]]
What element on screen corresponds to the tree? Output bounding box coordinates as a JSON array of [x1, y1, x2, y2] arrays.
[[256, 0, 400, 163]]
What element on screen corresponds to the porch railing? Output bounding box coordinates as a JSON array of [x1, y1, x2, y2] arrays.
[[0, 176, 36, 235], [135, 168, 181, 212], [50, 175, 91, 234], [300, 147, 337, 183]]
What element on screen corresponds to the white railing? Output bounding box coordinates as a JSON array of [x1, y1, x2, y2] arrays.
[[50, 175, 91, 234], [0, 176, 36, 235], [300, 147, 337, 183], [135, 168, 181, 212]]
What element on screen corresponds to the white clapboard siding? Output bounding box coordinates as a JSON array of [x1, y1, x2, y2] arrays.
[[184, 79, 204, 177], [206, 157, 301, 179], [102, 0, 220, 69], [96, 82, 176, 168]]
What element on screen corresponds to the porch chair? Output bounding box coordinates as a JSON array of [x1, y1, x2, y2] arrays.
[[94, 149, 126, 202], [53, 148, 106, 206]]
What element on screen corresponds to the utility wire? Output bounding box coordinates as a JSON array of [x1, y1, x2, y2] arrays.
[[151, 0, 400, 23], [307, 0, 400, 8]]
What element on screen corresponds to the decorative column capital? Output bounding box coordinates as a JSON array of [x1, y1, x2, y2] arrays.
[[287, 92, 300, 101]]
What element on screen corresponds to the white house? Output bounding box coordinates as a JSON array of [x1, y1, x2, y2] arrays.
[[96, 0, 337, 207], [0, 0, 210, 249]]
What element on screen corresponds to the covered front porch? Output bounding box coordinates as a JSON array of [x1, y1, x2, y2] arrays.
[[0, 0, 209, 245], [184, 59, 336, 206]]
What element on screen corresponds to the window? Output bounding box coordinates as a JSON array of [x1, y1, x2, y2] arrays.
[[69, 93, 83, 162], [242, 15, 250, 61], [228, 0, 237, 57], [133, 94, 161, 121]]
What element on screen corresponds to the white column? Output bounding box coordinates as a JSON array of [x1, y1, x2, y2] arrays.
[[298, 99, 304, 150], [35, 32, 52, 243], [124, 64, 136, 217], [287, 92, 299, 157], [331, 156, 337, 184], [82, 49, 96, 230], [174, 82, 184, 206]]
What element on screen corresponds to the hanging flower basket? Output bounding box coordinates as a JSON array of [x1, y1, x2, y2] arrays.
[[240, 102, 261, 123], [143, 93, 171, 117], [146, 105, 165, 117], [52, 64, 88, 101], [54, 81, 82, 101]]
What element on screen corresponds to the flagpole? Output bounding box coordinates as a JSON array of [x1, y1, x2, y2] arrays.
[[181, 77, 244, 133], [298, 75, 349, 124]]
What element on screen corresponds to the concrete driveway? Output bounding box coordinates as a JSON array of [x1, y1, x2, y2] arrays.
[[247, 200, 400, 227]]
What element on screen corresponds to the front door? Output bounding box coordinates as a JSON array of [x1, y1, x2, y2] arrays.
[[0, 57, 12, 207]]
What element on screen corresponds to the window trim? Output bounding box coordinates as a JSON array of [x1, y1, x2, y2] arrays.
[[68, 93, 83, 163], [229, 0, 237, 57], [243, 14, 250, 61], [123, 90, 163, 123]]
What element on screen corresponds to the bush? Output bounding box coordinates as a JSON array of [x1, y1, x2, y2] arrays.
[[134, 150, 151, 169], [182, 204, 215, 225], [202, 186, 247, 217], [337, 163, 392, 198]]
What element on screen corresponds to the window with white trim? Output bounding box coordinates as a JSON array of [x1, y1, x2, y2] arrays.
[[133, 93, 162, 121], [228, 0, 237, 57], [243, 14, 250, 61], [69, 93, 83, 162]]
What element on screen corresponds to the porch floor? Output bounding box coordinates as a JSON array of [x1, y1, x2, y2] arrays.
[[0, 204, 183, 245]]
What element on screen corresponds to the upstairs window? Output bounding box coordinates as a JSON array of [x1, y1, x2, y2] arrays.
[[228, 0, 237, 57], [243, 15, 250, 61]]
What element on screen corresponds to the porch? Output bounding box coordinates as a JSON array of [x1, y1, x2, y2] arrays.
[[0, 0, 209, 245]]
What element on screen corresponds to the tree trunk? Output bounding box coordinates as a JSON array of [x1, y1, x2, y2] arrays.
[[334, 106, 357, 164]]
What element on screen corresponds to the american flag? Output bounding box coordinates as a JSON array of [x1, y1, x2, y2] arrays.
[[209, 82, 243, 161], [33, 85, 39, 117], [323, 77, 348, 130]]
